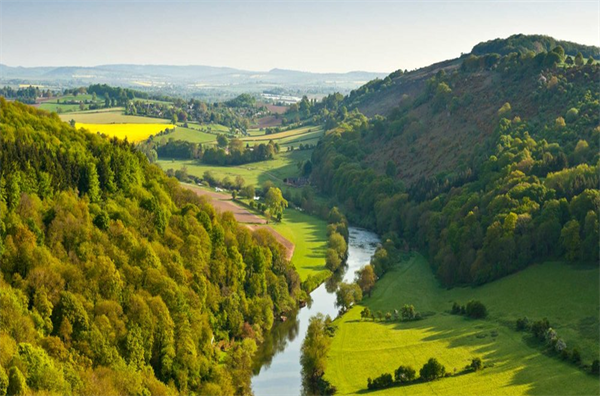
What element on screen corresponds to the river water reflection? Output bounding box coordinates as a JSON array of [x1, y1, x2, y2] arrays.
[[251, 227, 380, 395]]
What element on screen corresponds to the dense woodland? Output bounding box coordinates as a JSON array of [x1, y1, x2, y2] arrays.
[[311, 47, 600, 286], [0, 99, 302, 395]]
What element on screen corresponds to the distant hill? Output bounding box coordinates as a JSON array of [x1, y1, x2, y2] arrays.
[[0, 63, 387, 99]]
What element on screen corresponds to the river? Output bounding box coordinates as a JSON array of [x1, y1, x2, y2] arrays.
[[251, 227, 381, 395]]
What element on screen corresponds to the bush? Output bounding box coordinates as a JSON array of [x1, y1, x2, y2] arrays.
[[394, 365, 416, 383], [571, 348, 581, 365], [451, 302, 461, 314], [470, 357, 484, 371], [401, 304, 416, 320], [420, 358, 446, 382], [465, 300, 487, 319], [516, 317, 530, 331], [591, 359, 599, 375], [367, 373, 393, 390], [531, 318, 550, 339]]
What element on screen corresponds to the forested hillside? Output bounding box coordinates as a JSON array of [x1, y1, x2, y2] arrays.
[[311, 41, 599, 286], [0, 99, 301, 395]]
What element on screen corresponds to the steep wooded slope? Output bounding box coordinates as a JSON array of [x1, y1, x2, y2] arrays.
[[0, 99, 300, 395]]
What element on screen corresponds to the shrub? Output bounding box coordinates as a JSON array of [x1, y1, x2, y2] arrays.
[[451, 302, 460, 314], [401, 304, 416, 320], [531, 318, 550, 339], [591, 359, 599, 375], [367, 373, 393, 390], [470, 357, 484, 371], [516, 317, 530, 331], [394, 365, 416, 383], [498, 102, 512, 116], [465, 300, 487, 319], [571, 348, 581, 365], [420, 358, 446, 381]]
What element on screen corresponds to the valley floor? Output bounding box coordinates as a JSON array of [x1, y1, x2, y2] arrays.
[[325, 255, 599, 395]]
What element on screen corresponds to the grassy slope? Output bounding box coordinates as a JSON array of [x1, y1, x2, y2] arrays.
[[270, 208, 329, 281], [167, 126, 217, 144], [157, 149, 312, 189], [39, 103, 82, 113], [325, 255, 599, 395]]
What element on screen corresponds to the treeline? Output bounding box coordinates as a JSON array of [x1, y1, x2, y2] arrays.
[[515, 317, 598, 375], [300, 314, 337, 395], [0, 86, 53, 104], [0, 99, 302, 395], [128, 94, 264, 131], [310, 56, 599, 287], [471, 34, 600, 58], [367, 357, 484, 391], [139, 135, 280, 166], [283, 93, 351, 129], [202, 139, 279, 166]]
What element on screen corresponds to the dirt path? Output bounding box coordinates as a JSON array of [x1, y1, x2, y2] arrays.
[[182, 184, 294, 261], [246, 225, 295, 261], [184, 184, 266, 224]]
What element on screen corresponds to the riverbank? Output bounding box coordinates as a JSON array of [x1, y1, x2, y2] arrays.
[[251, 227, 381, 395], [324, 254, 600, 395]]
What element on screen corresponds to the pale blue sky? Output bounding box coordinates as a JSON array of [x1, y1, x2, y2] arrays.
[[1, 1, 598, 73]]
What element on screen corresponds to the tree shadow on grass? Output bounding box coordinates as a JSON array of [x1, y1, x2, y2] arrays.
[[345, 314, 598, 395]]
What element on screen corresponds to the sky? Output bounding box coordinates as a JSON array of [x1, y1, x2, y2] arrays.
[[1, 0, 598, 73]]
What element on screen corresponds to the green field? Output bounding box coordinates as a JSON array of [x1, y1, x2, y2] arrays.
[[270, 209, 329, 281], [325, 255, 599, 395], [59, 108, 170, 124], [241, 125, 323, 145], [157, 149, 312, 189], [39, 102, 83, 113], [39, 94, 104, 113], [166, 126, 218, 144]]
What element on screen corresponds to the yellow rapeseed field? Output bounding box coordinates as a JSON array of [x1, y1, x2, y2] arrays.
[[76, 123, 174, 142]]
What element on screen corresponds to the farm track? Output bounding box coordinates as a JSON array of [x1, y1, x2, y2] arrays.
[[182, 183, 294, 261]]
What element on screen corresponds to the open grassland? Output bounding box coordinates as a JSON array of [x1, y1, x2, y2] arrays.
[[39, 103, 82, 113], [325, 255, 599, 395], [157, 149, 312, 189], [270, 208, 329, 281], [166, 125, 218, 144], [77, 122, 175, 142], [241, 125, 323, 143], [186, 122, 230, 134], [60, 108, 171, 124]]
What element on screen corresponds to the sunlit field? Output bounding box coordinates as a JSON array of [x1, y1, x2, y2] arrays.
[[76, 122, 175, 142], [325, 255, 600, 395]]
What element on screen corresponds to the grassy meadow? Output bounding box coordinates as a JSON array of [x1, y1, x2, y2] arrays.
[[60, 108, 171, 124], [325, 255, 599, 395], [270, 208, 329, 281], [39, 102, 83, 113], [76, 122, 175, 142], [157, 149, 312, 189], [241, 125, 324, 147], [166, 125, 220, 144]]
